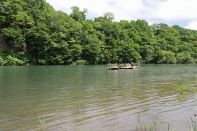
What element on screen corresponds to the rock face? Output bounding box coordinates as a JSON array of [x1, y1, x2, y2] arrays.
[[0, 35, 26, 52], [0, 35, 8, 50]]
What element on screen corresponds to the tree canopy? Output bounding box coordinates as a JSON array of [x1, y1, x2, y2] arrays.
[[0, 0, 196, 65]]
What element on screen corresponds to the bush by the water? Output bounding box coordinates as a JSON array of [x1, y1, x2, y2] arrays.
[[75, 60, 87, 65]]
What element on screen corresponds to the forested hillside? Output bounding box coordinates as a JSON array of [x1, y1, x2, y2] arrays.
[[0, 0, 196, 65]]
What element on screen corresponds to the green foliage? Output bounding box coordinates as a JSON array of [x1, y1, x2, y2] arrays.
[[140, 45, 155, 63], [5, 55, 24, 65], [82, 43, 101, 64], [0, 49, 25, 65], [0, 56, 6, 65], [118, 41, 141, 63], [176, 52, 194, 64], [75, 60, 87, 65], [70, 6, 87, 21], [155, 50, 177, 64], [1, 27, 25, 50], [0, 1, 197, 65]]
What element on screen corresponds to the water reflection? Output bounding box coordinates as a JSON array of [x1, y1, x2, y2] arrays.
[[0, 65, 196, 131]]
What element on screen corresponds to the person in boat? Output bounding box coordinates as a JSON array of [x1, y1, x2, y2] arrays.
[[108, 63, 118, 68], [107, 63, 111, 67]]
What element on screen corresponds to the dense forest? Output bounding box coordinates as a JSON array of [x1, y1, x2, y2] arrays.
[[0, 0, 196, 65]]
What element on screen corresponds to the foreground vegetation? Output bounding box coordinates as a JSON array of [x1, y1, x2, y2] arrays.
[[137, 114, 197, 131], [0, 0, 197, 65]]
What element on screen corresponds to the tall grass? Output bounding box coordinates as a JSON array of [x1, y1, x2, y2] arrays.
[[137, 114, 197, 131], [36, 114, 46, 131], [136, 114, 156, 131]]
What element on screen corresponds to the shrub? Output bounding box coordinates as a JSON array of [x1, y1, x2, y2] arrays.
[[5, 55, 24, 65], [176, 52, 194, 64], [0, 56, 6, 66], [75, 60, 87, 65]]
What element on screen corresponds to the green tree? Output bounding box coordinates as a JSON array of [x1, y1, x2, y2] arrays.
[[0, 2, 197, 66], [155, 50, 177, 64], [70, 6, 87, 21], [176, 52, 194, 64]]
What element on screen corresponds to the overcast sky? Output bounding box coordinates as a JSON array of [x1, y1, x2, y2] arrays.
[[46, 0, 197, 30]]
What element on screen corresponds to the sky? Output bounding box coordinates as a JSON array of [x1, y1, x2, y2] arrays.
[[46, 0, 197, 30]]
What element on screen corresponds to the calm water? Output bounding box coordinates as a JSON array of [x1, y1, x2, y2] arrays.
[[0, 65, 197, 131]]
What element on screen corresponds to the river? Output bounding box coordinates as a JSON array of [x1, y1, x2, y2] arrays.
[[0, 65, 196, 131]]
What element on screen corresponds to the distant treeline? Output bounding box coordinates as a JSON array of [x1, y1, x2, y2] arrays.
[[0, 0, 196, 65]]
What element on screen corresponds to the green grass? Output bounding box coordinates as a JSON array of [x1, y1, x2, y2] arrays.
[[136, 114, 173, 131], [173, 83, 195, 94], [36, 114, 46, 131], [137, 114, 157, 131]]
